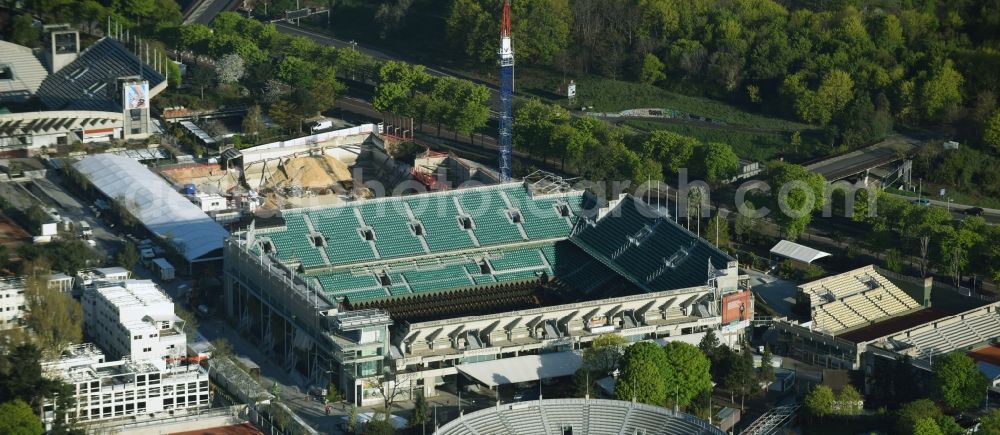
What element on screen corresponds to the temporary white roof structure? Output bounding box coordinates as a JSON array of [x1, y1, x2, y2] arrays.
[[73, 154, 228, 263], [457, 351, 582, 388], [770, 240, 831, 264]]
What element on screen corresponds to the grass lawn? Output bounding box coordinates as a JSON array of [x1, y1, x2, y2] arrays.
[[573, 78, 813, 131], [623, 120, 826, 163]]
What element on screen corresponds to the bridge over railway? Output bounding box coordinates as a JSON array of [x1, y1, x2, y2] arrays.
[[805, 135, 919, 182]]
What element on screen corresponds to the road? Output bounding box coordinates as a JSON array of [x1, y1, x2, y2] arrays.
[[23, 174, 119, 261]]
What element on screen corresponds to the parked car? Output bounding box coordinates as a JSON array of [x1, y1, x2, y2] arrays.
[[912, 198, 931, 206], [964, 207, 984, 216]]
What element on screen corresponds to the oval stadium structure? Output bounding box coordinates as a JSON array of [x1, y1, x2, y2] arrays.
[[433, 398, 724, 435]]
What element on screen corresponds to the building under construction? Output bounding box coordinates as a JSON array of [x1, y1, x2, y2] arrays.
[[223, 177, 752, 405]]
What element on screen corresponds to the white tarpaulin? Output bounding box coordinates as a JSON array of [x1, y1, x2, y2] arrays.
[[457, 351, 582, 387], [770, 240, 831, 264], [74, 154, 228, 262]]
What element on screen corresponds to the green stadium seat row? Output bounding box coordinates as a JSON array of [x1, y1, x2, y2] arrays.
[[358, 202, 426, 258], [488, 247, 546, 271], [458, 189, 524, 245], [572, 196, 732, 291], [503, 191, 575, 240], [495, 269, 546, 281], [406, 195, 476, 252]]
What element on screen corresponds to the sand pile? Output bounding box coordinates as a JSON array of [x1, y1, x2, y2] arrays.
[[266, 155, 353, 189]]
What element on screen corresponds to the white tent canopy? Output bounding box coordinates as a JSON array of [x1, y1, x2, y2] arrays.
[[457, 351, 582, 388], [74, 154, 228, 263], [770, 240, 831, 264]]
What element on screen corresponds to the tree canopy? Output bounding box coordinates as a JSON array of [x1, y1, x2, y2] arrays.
[[661, 341, 713, 408], [933, 353, 988, 411], [804, 385, 835, 420], [615, 342, 668, 406], [0, 400, 43, 435]]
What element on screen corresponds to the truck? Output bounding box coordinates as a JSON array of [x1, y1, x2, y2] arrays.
[[140, 248, 155, 266], [151, 258, 175, 281], [78, 220, 92, 238]]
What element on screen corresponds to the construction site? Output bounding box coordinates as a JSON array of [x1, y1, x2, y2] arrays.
[[158, 124, 415, 212]]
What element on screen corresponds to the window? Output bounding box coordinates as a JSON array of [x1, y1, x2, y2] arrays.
[[143, 347, 151, 352], [458, 215, 474, 230], [359, 227, 375, 241]]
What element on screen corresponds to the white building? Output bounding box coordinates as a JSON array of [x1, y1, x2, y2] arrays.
[[43, 280, 209, 426], [82, 280, 186, 369], [42, 344, 209, 425], [0, 277, 27, 330]]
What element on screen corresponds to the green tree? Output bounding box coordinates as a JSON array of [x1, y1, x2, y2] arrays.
[[804, 385, 835, 420], [363, 415, 395, 435], [734, 201, 757, 243], [583, 334, 628, 374], [984, 109, 1000, 154], [640, 54, 666, 84], [268, 100, 300, 133], [662, 341, 713, 409], [0, 400, 43, 435], [836, 384, 862, 415], [641, 131, 697, 174], [700, 142, 740, 182], [176, 23, 213, 53], [936, 415, 964, 435], [885, 249, 904, 273], [23, 270, 83, 357], [920, 60, 964, 122], [348, 403, 358, 433], [115, 241, 139, 271], [325, 384, 340, 404], [897, 399, 943, 434], [698, 329, 720, 360], [11, 15, 40, 48], [242, 105, 265, 143], [758, 345, 775, 386], [408, 392, 429, 428], [763, 161, 826, 239], [706, 214, 730, 248], [933, 353, 988, 411], [615, 342, 667, 406], [979, 408, 1000, 435], [175, 307, 199, 339], [724, 345, 757, 410], [913, 418, 944, 435]]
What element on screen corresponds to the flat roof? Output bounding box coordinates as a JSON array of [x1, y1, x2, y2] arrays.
[[170, 423, 262, 435], [837, 308, 947, 343], [457, 350, 582, 387], [968, 345, 1000, 367], [74, 154, 227, 262], [770, 240, 831, 264]]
